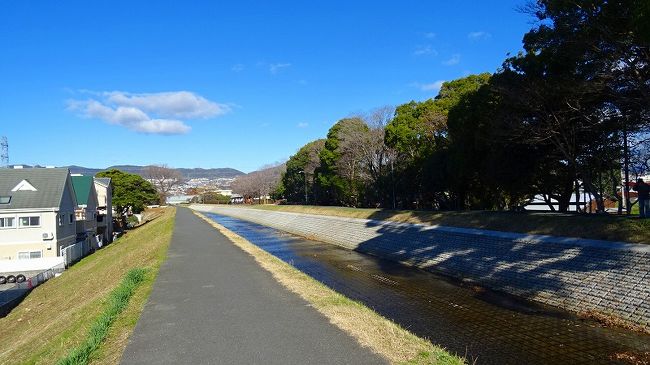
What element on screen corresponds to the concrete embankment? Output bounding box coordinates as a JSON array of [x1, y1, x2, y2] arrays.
[[191, 204, 650, 331]]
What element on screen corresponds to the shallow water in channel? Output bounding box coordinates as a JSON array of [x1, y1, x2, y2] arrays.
[[205, 213, 650, 365]]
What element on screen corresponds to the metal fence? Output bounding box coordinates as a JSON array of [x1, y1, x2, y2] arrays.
[[1, 239, 96, 317], [61, 240, 92, 267], [0, 266, 60, 317]]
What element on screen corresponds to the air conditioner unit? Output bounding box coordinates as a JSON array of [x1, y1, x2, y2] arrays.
[[42, 232, 54, 240]]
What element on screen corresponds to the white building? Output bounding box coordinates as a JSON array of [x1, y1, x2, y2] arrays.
[[0, 168, 78, 261], [94, 178, 113, 243]]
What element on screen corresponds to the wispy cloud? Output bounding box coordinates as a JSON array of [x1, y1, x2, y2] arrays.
[[297, 122, 309, 128], [442, 54, 461, 66], [413, 45, 437, 56], [231, 64, 245, 72], [468, 31, 491, 40], [269, 63, 292, 74], [410, 80, 445, 93], [423, 32, 436, 39], [67, 90, 230, 135]]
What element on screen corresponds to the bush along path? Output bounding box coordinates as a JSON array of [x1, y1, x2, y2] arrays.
[[57, 268, 148, 365]]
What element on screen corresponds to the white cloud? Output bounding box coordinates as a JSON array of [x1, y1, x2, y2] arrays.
[[104, 91, 229, 119], [423, 32, 436, 39], [413, 45, 437, 56], [468, 31, 491, 40], [133, 119, 191, 134], [297, 122, 309, 128], [410, 80, 445, 93], [231, 64, 245, 72], [442, 54, 461, 66], [421, 81, 445, 92], [67, 90, 228, 135], [269, 63, 291, 74]]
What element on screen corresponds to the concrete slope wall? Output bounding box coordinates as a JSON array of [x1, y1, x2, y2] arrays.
[[191, 205, 650, 330]]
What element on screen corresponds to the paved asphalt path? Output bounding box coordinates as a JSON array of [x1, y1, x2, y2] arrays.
[[121, 208, 386, 365]]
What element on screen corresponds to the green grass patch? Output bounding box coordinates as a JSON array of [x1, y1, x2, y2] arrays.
[[57, 268, 147, 365], [243, 204, 650, 244]]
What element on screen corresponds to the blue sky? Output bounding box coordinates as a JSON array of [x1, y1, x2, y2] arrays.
[[0, 1, 532, 173]]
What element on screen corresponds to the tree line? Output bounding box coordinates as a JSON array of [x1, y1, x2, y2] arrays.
[[266, 1, 649, 213]]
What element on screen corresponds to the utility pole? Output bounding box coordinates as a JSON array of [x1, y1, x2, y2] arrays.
[[0, 136, 8, 168]]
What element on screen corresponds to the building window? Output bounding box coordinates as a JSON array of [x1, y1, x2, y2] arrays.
[[18, 251, 42, 259], [58, 214, 64, 226], [69, 213, 74, 224], [19, 216, 40, 227], [0, 217, 15, 228], [0, 196, 11, 204]]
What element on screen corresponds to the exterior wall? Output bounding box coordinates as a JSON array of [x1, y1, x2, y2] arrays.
[[75, 187, 98, 235], [0, 177, 78, 261], [106, 186, 112, 241], [95, 183, 109, 209], [56, 180, 78, 248], [94, 181, 113, 243], [0, 211, 76, 260], [192, 205, 650, 331]]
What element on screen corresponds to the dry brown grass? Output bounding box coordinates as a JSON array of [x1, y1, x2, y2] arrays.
[[611, 351, 650, 365], [194, 211, 465, 365], [579, 310, 650, 335], [246, 204, 650, 244], [0, 207, 176, 365]]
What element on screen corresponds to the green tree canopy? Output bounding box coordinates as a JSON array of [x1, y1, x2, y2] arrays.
[[201, 192, 230, 204], [96, 169, 158, 214], [315, 118, 370, 206], [384, 73, 491, 208], [282, 139, 325, 203]]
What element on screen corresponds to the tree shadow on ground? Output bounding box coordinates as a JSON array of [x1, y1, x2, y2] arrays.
[[357, 215, 634, 313]]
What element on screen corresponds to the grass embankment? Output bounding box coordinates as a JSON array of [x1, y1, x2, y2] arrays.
[[0, 207, 176, 365], [194, 211, 465, 365], [57, 268, 147, 365], [248, 205, 650, 244]]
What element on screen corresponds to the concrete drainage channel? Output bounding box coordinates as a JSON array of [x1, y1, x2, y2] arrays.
[[203, 212, 650, 365], [192, 205, 650, 333]]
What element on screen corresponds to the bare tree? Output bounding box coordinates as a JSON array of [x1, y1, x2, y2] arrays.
[[351, 106, 397, 206], [232, 163, 286, 204], [143, 164, 184, 204]]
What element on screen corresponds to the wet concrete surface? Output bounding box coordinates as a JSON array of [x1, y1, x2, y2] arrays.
[[205, 213, 650, 365]]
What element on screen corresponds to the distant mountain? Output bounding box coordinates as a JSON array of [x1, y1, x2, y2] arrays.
[[67, 165, 245, 179]]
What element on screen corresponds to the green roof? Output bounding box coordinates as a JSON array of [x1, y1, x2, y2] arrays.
[[71, 175, 93, 205], [0, 168, 71, 210]]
